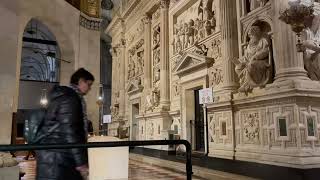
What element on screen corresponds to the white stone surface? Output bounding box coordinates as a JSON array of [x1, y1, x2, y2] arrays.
[[88, 136, 129, 180], [0, 166, 19, 180]]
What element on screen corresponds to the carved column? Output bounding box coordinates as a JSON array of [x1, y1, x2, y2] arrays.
[[118, 39, 126, 117], [143, 15, 152, 91], [272, 0, 309, 83], [219, 0, 239, 91], [159, 0, 170, 109]]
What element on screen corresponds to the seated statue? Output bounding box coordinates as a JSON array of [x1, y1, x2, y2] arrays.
[[234, 25, 272, 93], [302, 15, 320, 81]]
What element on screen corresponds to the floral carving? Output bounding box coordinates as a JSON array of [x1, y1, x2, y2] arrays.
[[243, 112, 260, 144]]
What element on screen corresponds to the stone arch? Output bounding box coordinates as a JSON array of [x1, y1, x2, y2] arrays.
[[18, 16, 75, 86], [242, 16, 273, 43]]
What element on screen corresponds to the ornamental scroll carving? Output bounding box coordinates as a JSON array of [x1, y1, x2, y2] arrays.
[[243, 112, 260, 144]]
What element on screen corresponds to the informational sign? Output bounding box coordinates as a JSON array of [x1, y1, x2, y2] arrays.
[[199, 88, 213, 104], [103, 115, 112, 124]]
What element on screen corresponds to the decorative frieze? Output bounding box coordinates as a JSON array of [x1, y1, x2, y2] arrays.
[[80, 13, 102, 31]]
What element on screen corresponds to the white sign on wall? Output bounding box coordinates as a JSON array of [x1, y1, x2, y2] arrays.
[[103, 115, 112, 124], [199, 88, 213, 104]]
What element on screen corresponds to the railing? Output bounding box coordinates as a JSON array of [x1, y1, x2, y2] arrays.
[[0, 140, 193, 180]]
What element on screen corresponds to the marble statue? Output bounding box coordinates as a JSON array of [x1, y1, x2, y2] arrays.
[[234, 25, 272, 93], [302, 15, 320, 81]]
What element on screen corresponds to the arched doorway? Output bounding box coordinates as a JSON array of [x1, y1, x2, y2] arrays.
[[13, 19, 61, 147]]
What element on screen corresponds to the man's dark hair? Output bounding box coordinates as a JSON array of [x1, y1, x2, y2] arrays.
[[70, 68, 95, 85]]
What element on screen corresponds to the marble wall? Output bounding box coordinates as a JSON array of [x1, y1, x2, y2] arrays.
[[107, 0, 320, 168]]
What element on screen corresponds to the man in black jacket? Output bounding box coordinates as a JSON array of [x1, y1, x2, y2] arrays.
[[36, 68, 94, 180]]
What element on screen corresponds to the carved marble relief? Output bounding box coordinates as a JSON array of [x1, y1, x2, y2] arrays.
[[235, 24, 273, 93], [172, 0, 217, 54], [243, 111, 260, 144], [172, 81, 180, 97], [152, 24, 161, 89], [209, 67, 223, 87], [128, 39, 145, 81], [207, 38, 222, 60]]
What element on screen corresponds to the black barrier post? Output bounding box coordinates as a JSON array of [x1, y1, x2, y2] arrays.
[[0, 140, 193, 180]]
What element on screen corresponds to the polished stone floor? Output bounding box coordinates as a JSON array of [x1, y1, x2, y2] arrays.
[[18, 156, 202, 180]]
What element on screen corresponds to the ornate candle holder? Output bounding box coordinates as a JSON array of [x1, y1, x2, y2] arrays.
[[279, 0, 315, 52]]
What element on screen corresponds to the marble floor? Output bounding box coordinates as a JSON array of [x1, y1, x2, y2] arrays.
[[17, 156, 202, 180]]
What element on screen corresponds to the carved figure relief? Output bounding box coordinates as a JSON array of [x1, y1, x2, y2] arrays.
[[127, 39, 145, 81], [172, 82, 180, 97], [144, 87, 160, 112], [243, 112, 260, 144], [198, 0, 216, 36], [234, 25, 272, 93], [193, 42, 208, 56], [172, 0, 217, 54], [208, 38, 222, 60], [210, 68, 223, 87], [302, 15, 320, 81], [110, 105, 119, 120]]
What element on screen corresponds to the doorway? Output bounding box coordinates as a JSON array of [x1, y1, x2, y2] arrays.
[[194, 89, 205, 152], [131, 103, 140, 140]]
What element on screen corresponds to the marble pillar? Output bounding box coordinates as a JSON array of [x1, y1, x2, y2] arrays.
[[143, 15, 152, 91], [219, 0, 239, 92], [118, 39, 126, 118], [272, 0, 309, 84], [159, 0, 170, 110]]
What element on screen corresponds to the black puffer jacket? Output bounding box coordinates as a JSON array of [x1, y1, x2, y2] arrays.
[[36, 86, 87, 180]]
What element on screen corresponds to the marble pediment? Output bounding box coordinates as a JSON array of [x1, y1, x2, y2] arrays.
[[174, 52, 214, 77], [127, 79, 143, 95]]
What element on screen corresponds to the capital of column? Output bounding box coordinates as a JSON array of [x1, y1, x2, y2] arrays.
[[160, 0, 170, 9]]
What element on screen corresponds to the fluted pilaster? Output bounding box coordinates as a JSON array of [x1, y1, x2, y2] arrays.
[[273, 0, 308, 82], [220, 0, 239, 91], [143, 15, 152, 90], [118, 39, 126, 116], [159, 0, 170, 109]]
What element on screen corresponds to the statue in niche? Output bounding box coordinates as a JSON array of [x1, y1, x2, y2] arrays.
[[248, 0, 269, 12], [234, 25, 272, 93], [302, 15, 320, 81]]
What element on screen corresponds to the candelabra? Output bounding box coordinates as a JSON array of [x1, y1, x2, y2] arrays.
[[279, 0, 315, 52]]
